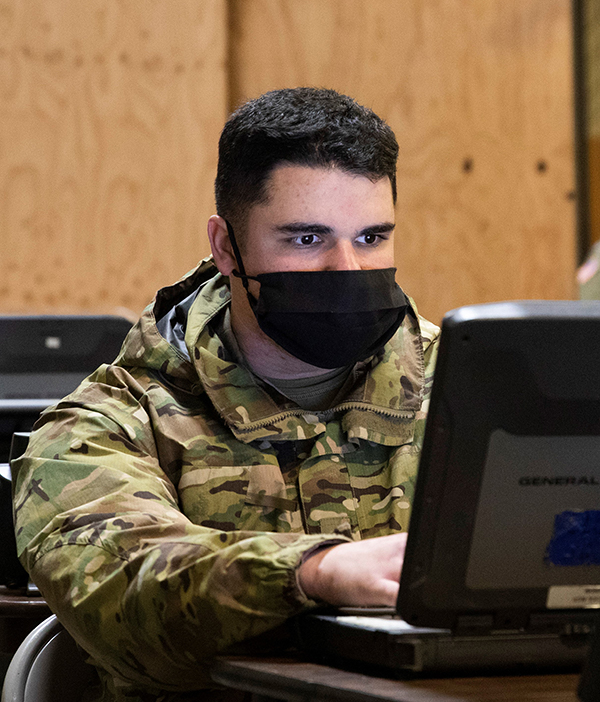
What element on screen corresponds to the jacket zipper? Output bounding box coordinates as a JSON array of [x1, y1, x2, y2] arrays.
[[233, 402, 415, 435]]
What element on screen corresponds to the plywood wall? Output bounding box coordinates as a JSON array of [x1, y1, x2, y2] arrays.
[[0, 0, 227, 317], [0, 0, 578, 324], [230, 0, 577, 323]]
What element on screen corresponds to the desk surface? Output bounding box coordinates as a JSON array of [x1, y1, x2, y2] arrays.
[[211, 655, 579, 702], [0, 586, 50, 657], [0, 586, 50, 618]]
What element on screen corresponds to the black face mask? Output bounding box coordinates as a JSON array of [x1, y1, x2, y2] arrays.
[[225, 221, 409, 369]]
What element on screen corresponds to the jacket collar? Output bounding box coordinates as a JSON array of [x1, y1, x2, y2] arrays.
[[186, 269, 426, 446]]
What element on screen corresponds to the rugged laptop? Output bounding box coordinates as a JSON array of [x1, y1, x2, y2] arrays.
[[0, 314, 132, 460], [295, 301, 600, 674]]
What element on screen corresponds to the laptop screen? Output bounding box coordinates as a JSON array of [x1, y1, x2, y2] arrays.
[[398, 301, 600, 631]]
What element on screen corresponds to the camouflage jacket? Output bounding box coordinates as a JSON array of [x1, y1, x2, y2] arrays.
[[13, 258, 439, 701]]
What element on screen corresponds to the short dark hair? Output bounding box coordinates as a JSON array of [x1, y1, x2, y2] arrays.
[[215, 87, 398, 232]]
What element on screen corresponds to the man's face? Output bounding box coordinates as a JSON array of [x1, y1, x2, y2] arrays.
[[215, 164, 398, 373], [238, 164, 396, 277]]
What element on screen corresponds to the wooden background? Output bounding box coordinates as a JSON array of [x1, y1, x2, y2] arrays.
[[0, 0, 579, 324]]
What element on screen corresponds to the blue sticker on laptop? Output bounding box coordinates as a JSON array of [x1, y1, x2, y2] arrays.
[[545, 510, 600, 566]]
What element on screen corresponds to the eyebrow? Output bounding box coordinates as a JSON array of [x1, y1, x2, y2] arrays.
[[274, 222, 395, 236]]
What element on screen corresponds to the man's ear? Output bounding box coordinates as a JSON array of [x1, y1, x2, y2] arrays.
[[207, 215, 237, 276]]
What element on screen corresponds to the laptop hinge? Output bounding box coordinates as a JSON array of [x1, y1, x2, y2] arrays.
[[456, 611, 596, 637], [529, 612, 596, 636], [454, 614, 495, 635], [455, 611, 530, 635]]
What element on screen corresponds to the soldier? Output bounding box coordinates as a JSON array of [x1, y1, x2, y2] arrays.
[[13, 87, 439, 701]]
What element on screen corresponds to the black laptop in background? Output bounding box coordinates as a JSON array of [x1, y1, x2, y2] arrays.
[[0, 315, 132, 461], [0, 314, 132, 587], [295, 301, 600, 674]]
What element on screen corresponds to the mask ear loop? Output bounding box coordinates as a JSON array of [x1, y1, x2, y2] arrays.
[[225, 219, 252, 292], [224, 220, 261, 315]]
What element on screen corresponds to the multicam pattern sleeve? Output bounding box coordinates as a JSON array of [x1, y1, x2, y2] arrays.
[[13, 373, 344, 693]]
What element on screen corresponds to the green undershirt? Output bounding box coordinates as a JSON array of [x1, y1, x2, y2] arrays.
[[262, 365, 352, 411], [216, 308, 352, 411]]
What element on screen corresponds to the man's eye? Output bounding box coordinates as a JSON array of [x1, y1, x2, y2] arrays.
[[358, 233, 382, 245], [296, 234, 318, 246]]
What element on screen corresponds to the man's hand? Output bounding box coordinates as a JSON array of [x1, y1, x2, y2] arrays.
[[298, 533, 407, 607]]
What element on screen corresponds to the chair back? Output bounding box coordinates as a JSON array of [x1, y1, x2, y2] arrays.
[[1, 615, 99, 702]]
